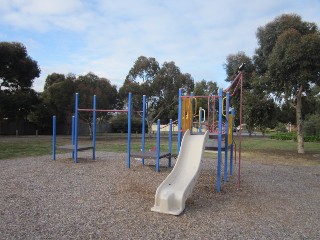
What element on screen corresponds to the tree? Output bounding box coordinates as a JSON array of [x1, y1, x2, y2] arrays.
[[243, 93, 277, 136], [119, 56, 160, 111], [254, 14, 320, 153], [224, 52, 278, 135], [304, 113, 320, 136], [41, 77, 76, 127], [224, 52, 254, 126], [0, 42, 40, 91], [0, 42, 41, 133], [120, 56, 194, 136], [44, 73, 66, 90], [75, 72, 119, 138], [193, 80, 219, 128], [153, 61, 194, 123], [41, 72, 119, 137], [126, 56, 160, 83], [194, 80, 218, 97]]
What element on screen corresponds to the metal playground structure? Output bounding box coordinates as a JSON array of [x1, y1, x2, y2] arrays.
[[52, 65, 244, 214]]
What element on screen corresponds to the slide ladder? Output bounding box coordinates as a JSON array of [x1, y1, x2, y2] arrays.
[[151, 130, 209, 215]]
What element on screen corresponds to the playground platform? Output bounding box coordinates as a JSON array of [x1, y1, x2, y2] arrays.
[[57, 144, 93, 151]]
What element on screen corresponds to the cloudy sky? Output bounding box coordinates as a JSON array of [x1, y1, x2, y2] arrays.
[[1, 0, 319, 92]]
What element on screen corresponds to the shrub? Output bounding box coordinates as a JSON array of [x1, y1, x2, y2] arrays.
[[304, 114, 320, 136], [270, 132, 296, 141], [275, 122, 288, 132], [304, 135, 320, 142], [110, 114, 147, 133], [270, 132, 320, 142]]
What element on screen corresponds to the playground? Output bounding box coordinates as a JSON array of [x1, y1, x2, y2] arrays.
[[0, 148, 319, 239], [1, 69, 319, 239]]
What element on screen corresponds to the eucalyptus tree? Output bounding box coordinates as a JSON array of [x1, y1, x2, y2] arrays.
[[74, 72, 119, 138], [120, 56, 194, 135], [224, 51, 278, 135], [0, 42, 41, 127], [254, 14, 320, 153]]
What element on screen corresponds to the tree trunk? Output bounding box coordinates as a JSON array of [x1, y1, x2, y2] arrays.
[[88, 121, 93, 140], [147, 120, 153, 138], [296, 86, 304, 154]]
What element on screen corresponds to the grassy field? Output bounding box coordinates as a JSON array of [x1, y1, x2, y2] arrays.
[[0, 134, 319, 166]]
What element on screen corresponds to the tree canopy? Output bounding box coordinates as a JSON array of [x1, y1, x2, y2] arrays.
[[0, 42, 41, 125], [0, 42, 40, 91], [119, 56, 194, 135], [224, 52, 278, 134], [40, 72, 119, 137], [253, 13, 320, 153]]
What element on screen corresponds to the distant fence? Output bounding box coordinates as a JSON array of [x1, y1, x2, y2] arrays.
[[0, 120, 39, 135], [0, 119, 111, 136]]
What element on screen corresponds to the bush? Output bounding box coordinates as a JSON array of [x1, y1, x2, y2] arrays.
[[110, 114, 147, 133], [270, 132, 320, 142], [304, 135, 320, 142], [304, 114, 320, 136], [270, 132, 296, 141], [275, 122, 288, 133]]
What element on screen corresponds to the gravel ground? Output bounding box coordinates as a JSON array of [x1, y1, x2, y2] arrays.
[[0, 151, 319, 239]]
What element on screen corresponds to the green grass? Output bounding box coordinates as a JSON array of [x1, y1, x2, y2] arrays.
[[0, 134, 319, 166], [0, 134, 178, 160], [237, 136, 320, 152], [0, 137, 53, 159]]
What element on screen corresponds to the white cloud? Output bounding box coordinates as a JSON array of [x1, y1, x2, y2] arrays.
[[1, 0, 319, 92], [0, 0, 91, 32]]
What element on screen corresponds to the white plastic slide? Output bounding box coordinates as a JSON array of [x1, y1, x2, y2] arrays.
[[151, 130, 209, 215]]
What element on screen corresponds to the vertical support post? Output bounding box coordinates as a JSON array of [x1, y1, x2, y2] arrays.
[[230, 108, 235, 175], [156, 119, 161, 172], [217, 88, 223, 192], [72, 115, 75, 159], [190, 92, 194, 132], [72, 116, 75, 145], [52, 116, 56, 160], [168, 119, 172, 167], [198, 107, 202, 133], [212, 97, 216, 132], [92, 95, 97, 160], [207, 97, 210, 131], [141, 95, 146, 165], [224, 92, 230, 183], [127, 92, 132, 168], [74, 93, 79, 163], [238, 73, 243, 190], [177, 88, 182, 154]]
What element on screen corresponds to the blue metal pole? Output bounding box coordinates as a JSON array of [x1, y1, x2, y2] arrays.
[[52, 115, 56, 160], [72, 115, 75, 159], [224, 92, 230, 183], [199, 107, 202, 133], [74, 93, 79, 163], [217, 88, 223, 192], [92, 95, 97, 160], [127, 93, 132, 168], [190, 92, 194, 133], [72, 116, 75, 145], [156, 119, 160, 172], [177, 88, 182, 154], [168, 119, 172, 167], [230, 108, 235, 175], [141, 95, 146, 165]]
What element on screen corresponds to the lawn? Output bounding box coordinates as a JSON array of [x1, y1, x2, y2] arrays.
[[0, 134, 319, 166]]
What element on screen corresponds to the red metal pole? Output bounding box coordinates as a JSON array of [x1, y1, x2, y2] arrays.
[[238, 72, 243, 190], [207, 97, 210, 131], [234, 141, 237, 164]]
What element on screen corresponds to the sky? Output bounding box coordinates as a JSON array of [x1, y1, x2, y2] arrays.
[[1, 0, 319, 92]]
